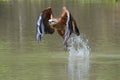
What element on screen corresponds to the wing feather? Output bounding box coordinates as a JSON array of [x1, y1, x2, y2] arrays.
[[63, 7, 73, 46], [36, 7, 54, 41], [63, 7, 80, 48]]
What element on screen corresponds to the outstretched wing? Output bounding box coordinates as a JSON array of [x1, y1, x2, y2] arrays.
[[36, 7, 55, 41], [62, 7, 80, 47]]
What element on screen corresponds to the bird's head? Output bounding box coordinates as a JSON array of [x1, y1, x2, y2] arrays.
[[48, 18, 58, 26]]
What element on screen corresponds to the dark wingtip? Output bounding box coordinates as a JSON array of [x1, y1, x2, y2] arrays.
[[75, 26, 80, 36], [76, 31, 80, 36]]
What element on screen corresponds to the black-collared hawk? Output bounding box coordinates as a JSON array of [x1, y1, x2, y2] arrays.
[[36, 7, 80, 49]]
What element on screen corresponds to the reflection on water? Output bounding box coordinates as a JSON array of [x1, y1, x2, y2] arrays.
[[68, 56, 90, 80]]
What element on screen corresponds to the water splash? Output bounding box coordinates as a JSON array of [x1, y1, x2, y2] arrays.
[[67, 34, 90, 58], [67, 34, 90, 80]]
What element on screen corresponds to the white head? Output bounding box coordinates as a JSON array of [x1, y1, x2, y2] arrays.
[[48, 18, 58, 26]]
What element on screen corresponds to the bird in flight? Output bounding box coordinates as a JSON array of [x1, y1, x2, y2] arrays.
[[36, 7, 80, 50]]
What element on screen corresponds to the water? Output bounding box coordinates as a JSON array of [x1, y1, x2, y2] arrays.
[[68, 35, 90, 57], [0, 0, 120, 80], [68, 56, 90, 80], [67, 34, 90, 80]]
